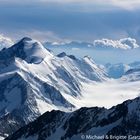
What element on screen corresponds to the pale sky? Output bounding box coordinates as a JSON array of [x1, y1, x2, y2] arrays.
[[0, 0, 140, 42]]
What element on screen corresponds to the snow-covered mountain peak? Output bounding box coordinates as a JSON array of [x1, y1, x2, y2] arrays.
[[57, 52, 67, 58], [84, 55, 93, 60], [20, 37, 33, 42], [83, 55, 96, 65], [19, 37, 46, 50], [57, 52, 77, 61], [0, 37, 53, 64]]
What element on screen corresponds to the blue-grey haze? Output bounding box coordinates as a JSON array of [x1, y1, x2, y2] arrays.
[[0, 1, 140, 43]]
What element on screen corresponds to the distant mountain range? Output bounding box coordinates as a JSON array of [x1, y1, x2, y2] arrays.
[[44, 37, 140, 64]]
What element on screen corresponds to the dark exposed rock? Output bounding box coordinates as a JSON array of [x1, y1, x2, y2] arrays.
[[5, 97, 140, 140]]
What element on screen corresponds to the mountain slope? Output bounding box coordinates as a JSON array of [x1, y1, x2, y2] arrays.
[[0, 37, 107, 138], [5, 97, 140, 140]]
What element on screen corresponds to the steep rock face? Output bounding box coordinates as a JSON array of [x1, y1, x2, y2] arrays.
[[0, 71, 74, 138], [5, 97, 140, 140], [0, 73, 40, 138]]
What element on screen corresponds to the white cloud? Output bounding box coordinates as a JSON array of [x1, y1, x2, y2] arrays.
[[93, 38, 139, 49], [110, 0, 140, 10]]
